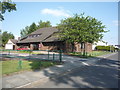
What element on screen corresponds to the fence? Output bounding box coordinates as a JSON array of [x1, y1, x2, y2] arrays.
[[1, 49, 62, 62], [1, 49, 63, 75]]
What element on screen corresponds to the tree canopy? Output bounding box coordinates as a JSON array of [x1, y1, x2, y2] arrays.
[[58, 13, 107, 44], [2, 31, 14, 46], [20, 20, 52, 37], [0, 0, 16, 21], [57, 13, 108, 53], [38, 20, 52, 28], [0, 30, 2, 46]]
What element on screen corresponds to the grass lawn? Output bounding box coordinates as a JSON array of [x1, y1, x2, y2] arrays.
[[2, 60, 59, 75], [88, 51, 112, 56], [2, 50, 44, 55], [69, 51, 112, 58]]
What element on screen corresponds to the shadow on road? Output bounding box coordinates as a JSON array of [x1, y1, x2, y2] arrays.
[[35, 55, 119, 88]]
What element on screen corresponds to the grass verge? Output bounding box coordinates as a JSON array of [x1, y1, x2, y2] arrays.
[[2, 60, 60, 76], [68, 51, 112, 58]]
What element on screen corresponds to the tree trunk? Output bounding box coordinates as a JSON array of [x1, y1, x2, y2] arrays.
[[71, 42, 74, 52], [83, 42, 86, 56]]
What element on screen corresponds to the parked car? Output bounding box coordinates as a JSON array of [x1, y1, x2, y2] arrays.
[[17, 48, 29, 50]]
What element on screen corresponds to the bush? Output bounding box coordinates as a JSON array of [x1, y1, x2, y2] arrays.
[[95, 46, 115, 51]]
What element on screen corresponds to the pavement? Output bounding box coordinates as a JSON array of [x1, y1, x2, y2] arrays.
[[1, 52, 118, 88]]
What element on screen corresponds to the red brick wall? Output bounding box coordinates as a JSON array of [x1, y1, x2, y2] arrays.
[[75, 42, 92, 52], [65, 42, 92, 52], [17, 41, 92, 52], [39, 42, 65, 51]]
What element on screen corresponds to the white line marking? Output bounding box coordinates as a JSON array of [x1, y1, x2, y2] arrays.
[[82, 62, 89, 66]]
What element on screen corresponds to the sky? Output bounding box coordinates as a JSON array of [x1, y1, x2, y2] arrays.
[[1, 1, 118, 45]]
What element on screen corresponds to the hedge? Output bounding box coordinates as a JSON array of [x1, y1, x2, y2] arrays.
[[95, 46, 115, 51]]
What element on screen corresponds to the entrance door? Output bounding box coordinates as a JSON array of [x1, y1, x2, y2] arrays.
[[13, 45, 15, 50], [33, 44, 39, 50]]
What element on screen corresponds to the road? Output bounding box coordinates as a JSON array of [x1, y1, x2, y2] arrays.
[[33, 53, 119, 88]]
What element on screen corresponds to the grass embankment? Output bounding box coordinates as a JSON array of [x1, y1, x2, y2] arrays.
[[2, 60, 59, 75], [69, 51, 112, 58]]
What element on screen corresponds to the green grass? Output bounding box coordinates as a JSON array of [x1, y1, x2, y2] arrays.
[[0, 47, 4, 50], [69, 51, 112, 58], [2, 50, 43, 55], [88, 51, 112, 56], [2, 60, 59, 75]]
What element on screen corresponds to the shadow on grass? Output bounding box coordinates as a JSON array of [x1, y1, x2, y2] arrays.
[[27, 60, 62, 71]]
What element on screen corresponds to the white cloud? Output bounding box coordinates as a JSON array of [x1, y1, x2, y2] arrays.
[[41, 8, 71, 17], [112, 20, 120, 26]]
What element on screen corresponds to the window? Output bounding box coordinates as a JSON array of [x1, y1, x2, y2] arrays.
[[28, 34, 41, 38]]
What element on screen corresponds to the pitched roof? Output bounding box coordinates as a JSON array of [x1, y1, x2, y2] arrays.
[[17, 27, 59, 43], [10, 39, 18, 44]]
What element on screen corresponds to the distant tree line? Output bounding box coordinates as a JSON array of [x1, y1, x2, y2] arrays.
[[20, 20, 52, 37]]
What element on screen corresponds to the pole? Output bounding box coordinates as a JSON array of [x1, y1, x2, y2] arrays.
[[59, 50, 62, 62], [53, 53, 55, 61], [18, 59, 22, 69], [48, 50, 49, 60], [9, 50, 10, 55]]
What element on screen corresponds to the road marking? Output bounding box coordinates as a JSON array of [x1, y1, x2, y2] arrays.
[[16, 83, 31, 88], [82, 62, 89, 66]]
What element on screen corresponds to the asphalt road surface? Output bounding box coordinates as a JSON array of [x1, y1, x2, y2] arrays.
[[34, 53, 119, 88]]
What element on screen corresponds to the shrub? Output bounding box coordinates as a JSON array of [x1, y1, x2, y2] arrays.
[[95, 46, 115, 51]]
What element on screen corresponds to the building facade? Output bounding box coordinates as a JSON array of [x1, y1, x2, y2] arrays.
[[16, 27, 92, 52]]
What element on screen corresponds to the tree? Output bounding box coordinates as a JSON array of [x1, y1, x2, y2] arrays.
[[28, 22, 37, 34], [2, 31, 14, 46], [0, 0, 16, 21], [20, 23, 37, 38], [57, 13, 107, 54], [20, 20, 52, 37], [37, 20, 52, 29], [20, 26, 29, 38], [0, 30, 2, 46]]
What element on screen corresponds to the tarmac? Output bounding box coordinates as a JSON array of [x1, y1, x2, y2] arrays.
[[1, 52, 117, 88]]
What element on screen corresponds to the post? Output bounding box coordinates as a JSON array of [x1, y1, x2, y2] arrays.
[[18, 59, 22, 69], [8, 50, 10, 55], [59, 50, 62, 62], [86, 52, 87, 56], [53, 53, 55, 61], [29, 50, 31, 59], [48, 50, 49, 60]]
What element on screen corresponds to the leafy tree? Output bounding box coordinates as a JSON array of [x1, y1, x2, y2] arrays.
[[20, 20, 52, 37], [28, 22, 37, 34], [0, 0, 16, 21], [0, 30, 2, 46], [37, 20, 52, 29], [2, 31, 14, 46], [20, 26, 29, 38], [20, 23, 37, 38], [57, 13, 108, 54]]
